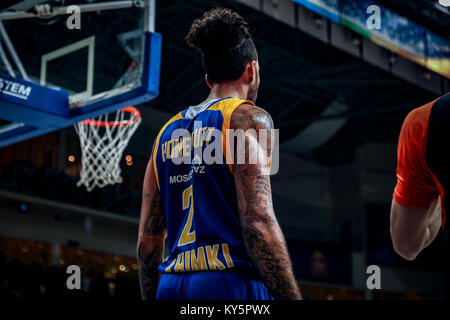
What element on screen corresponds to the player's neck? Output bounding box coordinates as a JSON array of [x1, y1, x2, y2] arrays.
[[206, 82, 248, 102]]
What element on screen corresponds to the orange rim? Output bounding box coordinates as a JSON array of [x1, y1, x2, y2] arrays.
[[81, 106, 141, 128]]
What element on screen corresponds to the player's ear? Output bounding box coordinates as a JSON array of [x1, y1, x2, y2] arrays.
[[246, 60, 257, 83], [205, 74, 213, 88]]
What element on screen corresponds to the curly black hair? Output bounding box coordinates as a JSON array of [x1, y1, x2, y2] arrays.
[[186, 8, 258, 84]]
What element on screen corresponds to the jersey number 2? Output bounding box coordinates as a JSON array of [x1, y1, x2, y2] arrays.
[[178, 185, 196, 246]]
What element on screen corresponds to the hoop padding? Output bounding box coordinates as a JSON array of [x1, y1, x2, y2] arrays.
[[75, 106, 142, 192]]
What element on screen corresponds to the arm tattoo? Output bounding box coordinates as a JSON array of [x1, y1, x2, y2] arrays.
[[232, 105, 301, 300], [143, 190, 165, 235], [138, 242, 162, 300], [242, 219, 299, 299], [138, 188, 165, 300]]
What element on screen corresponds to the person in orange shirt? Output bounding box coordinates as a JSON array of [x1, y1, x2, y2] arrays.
[[391, 93, 449, 260]]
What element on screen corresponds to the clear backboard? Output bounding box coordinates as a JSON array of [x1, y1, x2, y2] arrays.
[[0, 0, 161, 147]]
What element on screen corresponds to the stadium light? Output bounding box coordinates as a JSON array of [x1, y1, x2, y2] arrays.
[[438, 0, 450, 8]]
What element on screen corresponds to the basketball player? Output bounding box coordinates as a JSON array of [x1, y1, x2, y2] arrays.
[[137, 8, 301, 300], [391, 93, 449, 260]]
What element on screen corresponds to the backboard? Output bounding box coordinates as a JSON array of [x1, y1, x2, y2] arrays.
[[0, 0, 161, 147]]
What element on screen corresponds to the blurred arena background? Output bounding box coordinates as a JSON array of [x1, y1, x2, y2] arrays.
[[0, 0, 449, 300]]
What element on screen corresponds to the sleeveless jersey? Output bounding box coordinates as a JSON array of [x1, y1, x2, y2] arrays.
[[153, 97, 256, 274]]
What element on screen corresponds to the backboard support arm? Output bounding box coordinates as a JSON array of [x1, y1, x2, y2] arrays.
[[144, 0, 155, 33], [0, 42, 16, 77], [0, 21, 29, 79]]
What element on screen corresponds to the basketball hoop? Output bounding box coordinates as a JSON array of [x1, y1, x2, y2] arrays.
[[74, 106, 142, 192]]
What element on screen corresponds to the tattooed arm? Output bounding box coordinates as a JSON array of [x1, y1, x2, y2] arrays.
[[231, 104, 302, 300], [137, 150, 166, 300]]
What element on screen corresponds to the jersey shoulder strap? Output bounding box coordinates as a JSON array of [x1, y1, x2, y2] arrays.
[[152, 111, 184, 190], [208, 97, 255, 173]]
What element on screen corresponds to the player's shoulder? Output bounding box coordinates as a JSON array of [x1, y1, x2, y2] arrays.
[[230, 103, 273, 131], [403, 100, 435, 131], [406, 94, 450, 124]]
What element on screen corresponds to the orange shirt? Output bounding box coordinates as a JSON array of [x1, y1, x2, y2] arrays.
[[394, 94, 449, 228]]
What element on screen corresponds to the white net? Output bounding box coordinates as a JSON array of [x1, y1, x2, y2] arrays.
[[74, 107, 141, 192]]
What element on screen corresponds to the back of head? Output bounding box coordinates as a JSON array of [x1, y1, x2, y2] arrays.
[[186, 8, 258, 84]]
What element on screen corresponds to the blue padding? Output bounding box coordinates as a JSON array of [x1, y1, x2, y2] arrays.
[[143, 32, 162, 95], [0, 74, 70, 117], [0, 100, 70, 128]]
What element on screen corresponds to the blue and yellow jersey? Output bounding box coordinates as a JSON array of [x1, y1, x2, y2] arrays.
[[153, 97, 256, 274]]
